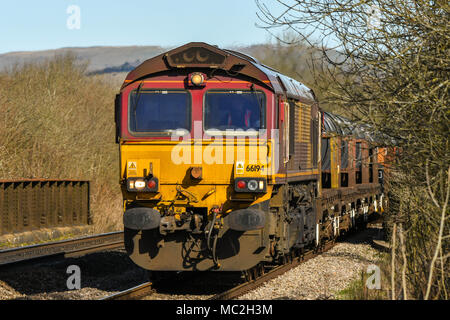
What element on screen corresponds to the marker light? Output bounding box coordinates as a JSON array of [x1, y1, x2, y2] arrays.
[[190, 73, 204, 86], [134, 179, 146, 189], [147, 180, 156, 189], [259, 181, 264, 190], [237, 180, 246, 189]]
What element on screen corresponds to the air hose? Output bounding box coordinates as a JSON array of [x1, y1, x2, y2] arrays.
[[206, 209, 220, 267], [206, 210, 217, 251]]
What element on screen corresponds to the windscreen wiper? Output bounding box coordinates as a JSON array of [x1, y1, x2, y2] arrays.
[[132, 82, 144, 130], [250, 86, 265, 129]]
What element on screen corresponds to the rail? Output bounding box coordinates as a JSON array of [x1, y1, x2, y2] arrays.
[[0, 231, 123, 266], [99, 282, 154, 300]]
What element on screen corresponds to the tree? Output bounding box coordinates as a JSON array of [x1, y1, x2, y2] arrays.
[[256, 0, 449, 299], [242, 33, 346, 113]]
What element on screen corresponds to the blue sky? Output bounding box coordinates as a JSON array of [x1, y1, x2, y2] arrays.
[[0, 0, 288, 54]]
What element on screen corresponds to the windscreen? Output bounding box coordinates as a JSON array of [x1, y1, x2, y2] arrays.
[[129, 90, 190, 133], [204, 90, 265, 131]]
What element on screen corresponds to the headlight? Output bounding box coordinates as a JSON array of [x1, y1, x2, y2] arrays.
[[247, 180, 258, 191], [190, 73, 204, 86]]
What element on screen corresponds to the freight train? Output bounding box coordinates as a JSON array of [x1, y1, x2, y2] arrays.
[[115, 42, 387, 276]]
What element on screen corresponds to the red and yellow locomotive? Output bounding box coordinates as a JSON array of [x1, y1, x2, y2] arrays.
[[114, 42, 385, 273]]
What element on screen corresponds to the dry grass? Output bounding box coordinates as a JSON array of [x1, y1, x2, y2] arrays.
[[0, 54, 122, 233], [336, 252, 391, 300]]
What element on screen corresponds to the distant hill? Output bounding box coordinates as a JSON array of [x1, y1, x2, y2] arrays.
[[0, 46, 166, 74]]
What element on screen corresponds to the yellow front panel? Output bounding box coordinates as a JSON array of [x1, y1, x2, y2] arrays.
[[121, 140, 272, 183], [120, 139, 274, 210]]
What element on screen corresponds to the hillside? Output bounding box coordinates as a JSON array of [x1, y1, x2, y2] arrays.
[[0, 45, 165, 73]]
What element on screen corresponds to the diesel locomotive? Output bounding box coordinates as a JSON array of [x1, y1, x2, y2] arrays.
[[115, 42, 386, 274]]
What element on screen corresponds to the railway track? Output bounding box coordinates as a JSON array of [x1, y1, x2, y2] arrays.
[[99, 216, 384, 301], [0, 231, 124, 267], [99, 240, 336, 301], [100, 281, 154, 300]]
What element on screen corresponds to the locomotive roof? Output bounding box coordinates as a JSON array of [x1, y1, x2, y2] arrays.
[[121, 42, 317, 104]]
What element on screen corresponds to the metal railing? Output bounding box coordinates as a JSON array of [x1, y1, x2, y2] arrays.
[[0, 179, 90, 235]]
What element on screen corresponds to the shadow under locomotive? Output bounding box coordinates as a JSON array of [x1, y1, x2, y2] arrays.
[[125, 228, 248, 271], [0, 251, 148, 297]]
